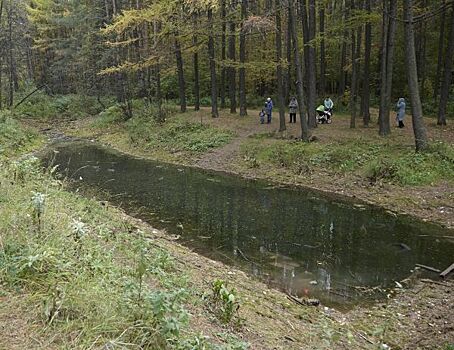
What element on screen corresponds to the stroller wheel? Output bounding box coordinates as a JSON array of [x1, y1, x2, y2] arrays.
[[327, 118, 332, 124]]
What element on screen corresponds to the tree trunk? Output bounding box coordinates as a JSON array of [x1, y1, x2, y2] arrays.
[[307, 0, 317, 128], [153, 21, 163, 121], [285, 6, 292, 102], [275, 0, 286, 132], [350, 0, 361, 129], [7, 0, 13, 108], [438, 5, 454, 126], [174, 35, 186, 113], [288, 0, 310, 141], [193, 29, 200, 111], [361, 0, 371, 126], [300, 0, 310, 81], [239, 0, 247, 116], [220, 0, 226, 108], [319, 5, 326, 96], [378, 0, 397, 136], [338, 0, 347, 96], [434, 0, 446, 101], [403, 0, 428, 151], [228, 17, 237, 113], [208, 9, 219, 118]]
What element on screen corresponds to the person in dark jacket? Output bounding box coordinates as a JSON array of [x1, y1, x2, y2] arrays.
[[265, 97, 273, 124], [288, 97, 298, 123]]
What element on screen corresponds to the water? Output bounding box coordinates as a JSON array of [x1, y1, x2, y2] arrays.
[[43, 141, 454, 307]]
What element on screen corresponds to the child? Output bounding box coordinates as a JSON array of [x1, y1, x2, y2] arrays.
[[259, 109, 266, 124]]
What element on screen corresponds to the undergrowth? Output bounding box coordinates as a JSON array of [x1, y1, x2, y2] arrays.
[[92, 100, 235, 155], [0, 110, 38, 156], [240, 138, 454, 186], [13, 90, 103, 119]]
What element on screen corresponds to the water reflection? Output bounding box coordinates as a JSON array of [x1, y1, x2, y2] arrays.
[[44, 142, 454, 307]]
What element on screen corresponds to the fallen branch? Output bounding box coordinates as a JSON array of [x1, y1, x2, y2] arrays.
[[286, 293, 305, 307], [415, 264, 441, 273], [420, 278, 448, 286], [440, 263, 454, 279], [13, 85, 49, 109]]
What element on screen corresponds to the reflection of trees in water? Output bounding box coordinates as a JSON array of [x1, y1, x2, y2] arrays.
[[52, 143, 454, 298]]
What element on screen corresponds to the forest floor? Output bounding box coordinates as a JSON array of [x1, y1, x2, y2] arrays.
[[35, 106, 454, 229]]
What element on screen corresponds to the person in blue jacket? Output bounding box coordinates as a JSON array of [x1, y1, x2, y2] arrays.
[[265, 97, 273, 124], [396, 97, 406, 128]]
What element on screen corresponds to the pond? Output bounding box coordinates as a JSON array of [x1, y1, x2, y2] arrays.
[[43, 141, 454, 308]]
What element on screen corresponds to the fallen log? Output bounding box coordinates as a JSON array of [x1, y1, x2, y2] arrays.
[[440, 263, 454, 279], [415, 264, 441, 273]]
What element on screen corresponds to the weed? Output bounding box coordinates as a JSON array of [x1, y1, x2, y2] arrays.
[[208, 279, 240, 324]]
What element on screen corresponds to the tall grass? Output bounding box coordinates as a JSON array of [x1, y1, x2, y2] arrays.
[[0, 122, 247, 349]]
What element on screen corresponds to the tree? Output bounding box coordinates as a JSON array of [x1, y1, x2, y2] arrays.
[[239, 0, 247, 116], [288, 0, 310, 141], [378, 0, 397, 136], [174, 34, 186, 113], [228, 6, 237, 114], [361, 0, 372, 127], [300, 0, 317, 128], [220, 0, 226, 109], [434, 0, 446, 101], [319, 3, 326, 96], [208, 8, 219, 118], [275, 0, 286, 132], [438, 3, 454, 126], [404, 0, 428, 151], [193, 15, 200, 111]]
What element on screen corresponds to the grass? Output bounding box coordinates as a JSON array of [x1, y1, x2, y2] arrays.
[[0, 110, 40, 156], [92, 100, 235, 156], [0, 120, 246, 349], [240, 135, 454, 186]]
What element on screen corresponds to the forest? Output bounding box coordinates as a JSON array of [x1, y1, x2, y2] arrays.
[[1, 0, 454, 349], [0, 0, 453, 140]]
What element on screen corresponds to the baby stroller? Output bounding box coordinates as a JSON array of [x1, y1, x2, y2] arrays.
[[316, 105, 332, 124]]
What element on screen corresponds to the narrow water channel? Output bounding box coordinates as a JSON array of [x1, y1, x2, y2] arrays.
[[44, 141, 454, 307]]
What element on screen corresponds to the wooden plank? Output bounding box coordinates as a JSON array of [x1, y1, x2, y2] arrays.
[[440, 263, 454, 279]]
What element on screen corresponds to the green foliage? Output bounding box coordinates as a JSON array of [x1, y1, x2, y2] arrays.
[[208, 279, 240, 324], [241, 138, 454, 186], [14, 91, 102, 119], [0, 112, 37, 156], [126, 114, 235, 155]]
